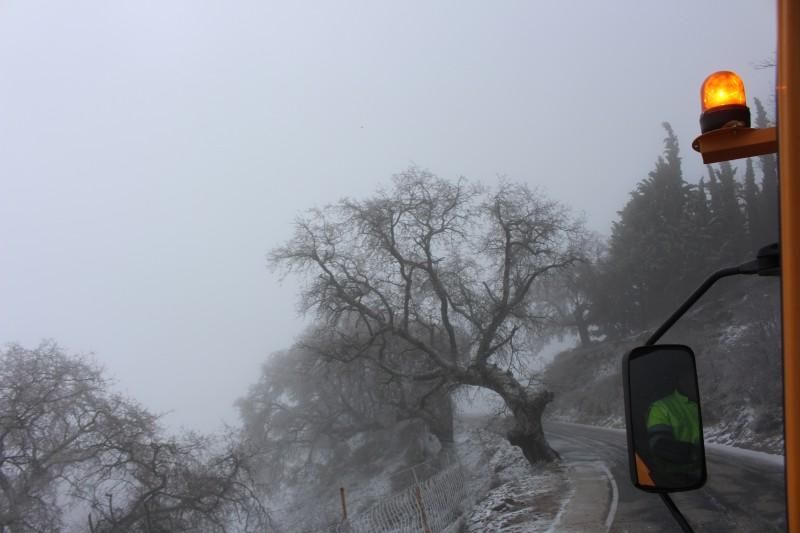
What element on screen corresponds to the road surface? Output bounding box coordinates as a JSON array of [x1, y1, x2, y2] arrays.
[[546, 421, 787, 532]]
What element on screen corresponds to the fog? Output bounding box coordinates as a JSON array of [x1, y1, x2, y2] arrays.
[[0, 1, 775, 432]]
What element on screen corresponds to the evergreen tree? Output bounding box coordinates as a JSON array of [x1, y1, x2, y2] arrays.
[[754, 97, 779, 245], [710, 161, 747, 265], [743, 158, 762, 254], [600, 123, 695, 334], [592, 99, 776, 338], [706, 165, 723, 217], [682, 177, 715, 279]]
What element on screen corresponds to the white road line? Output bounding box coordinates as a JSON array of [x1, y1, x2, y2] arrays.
[[598, 462, 619, 531], [544, 482, 575, 533]]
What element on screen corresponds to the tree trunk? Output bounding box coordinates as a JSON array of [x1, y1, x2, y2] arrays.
[[419, 389, 454, 444], [432, 391, 454, 443], [505, 392, 559, 464], [575, 315, 591, 348], [571, 304, 592, 347], [460, 365, 559, 464]]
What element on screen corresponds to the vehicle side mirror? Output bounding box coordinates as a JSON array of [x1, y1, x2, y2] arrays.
[[623, 344, 707, 493]]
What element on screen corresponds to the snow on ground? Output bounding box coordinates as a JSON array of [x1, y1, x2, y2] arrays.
[[718, 323, 751, 348], [702, 406, 784, 455], [552, 409, 785, 456], [454, 417, 575, 532], [705, 441, 785, 467], [464, 463, 572, 532], [550, 420, 784, 467], [548, 412, 625, 430]]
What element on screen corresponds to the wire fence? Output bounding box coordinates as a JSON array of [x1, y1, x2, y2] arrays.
[[334, 461, 473, 533], [267, 451, 487, 533]]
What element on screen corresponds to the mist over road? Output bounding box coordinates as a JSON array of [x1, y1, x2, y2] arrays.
[[546, 421, 786, 533]]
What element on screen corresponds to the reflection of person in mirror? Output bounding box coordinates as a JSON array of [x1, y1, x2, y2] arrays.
[[647, 367, 702, 486]]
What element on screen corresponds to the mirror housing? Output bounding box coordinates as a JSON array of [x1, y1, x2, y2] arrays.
[[623, 344, 707, 493]]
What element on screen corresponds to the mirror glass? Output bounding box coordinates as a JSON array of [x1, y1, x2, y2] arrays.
[[624, 344, 706, 492]]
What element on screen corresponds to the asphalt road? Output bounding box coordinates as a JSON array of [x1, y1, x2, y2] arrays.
[[545, 421, 787, 533]]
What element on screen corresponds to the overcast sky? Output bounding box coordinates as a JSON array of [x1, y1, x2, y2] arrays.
[[0, 1, 776, 432]]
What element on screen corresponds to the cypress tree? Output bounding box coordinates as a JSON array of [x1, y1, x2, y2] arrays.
[[601, 123, 693, 332], [743, 158, 762, 254], [754, 98, 779, 245], [706, 162, 746, 266], [684, 177, 714, 277], [706, 165, 723, 218]]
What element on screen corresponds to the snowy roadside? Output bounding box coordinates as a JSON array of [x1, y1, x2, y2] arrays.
[[548, 418, 785, 467], [548, 413, 785, 456], [454, 417, 612, 532]]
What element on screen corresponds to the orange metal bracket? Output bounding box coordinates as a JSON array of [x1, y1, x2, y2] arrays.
[[691, 126, 777, 164]]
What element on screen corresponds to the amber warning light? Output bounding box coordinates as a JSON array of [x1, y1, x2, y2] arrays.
[[700, 71, 750, 133]]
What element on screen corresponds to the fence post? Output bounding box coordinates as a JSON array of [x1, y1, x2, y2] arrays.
[[414, 485, 432, 533], [340, 487, 348, 521]]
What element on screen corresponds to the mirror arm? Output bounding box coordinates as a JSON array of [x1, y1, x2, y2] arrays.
[[645, 242, 778, 346], [640, 248, 777, 533], [660, 494, 696, 533], [645, 266, 751, 346]]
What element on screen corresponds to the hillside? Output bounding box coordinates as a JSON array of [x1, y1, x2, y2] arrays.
[[543, 277, 783, 454]]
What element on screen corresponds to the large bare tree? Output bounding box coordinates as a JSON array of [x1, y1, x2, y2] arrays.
[[270, 169, 585, 463], [0, 342, 269, 533]]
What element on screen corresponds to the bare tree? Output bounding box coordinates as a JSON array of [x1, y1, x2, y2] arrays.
[[298, 321, 458, 441], [85, 433, 270, 533], [237, 324, 453, 495], [539, 232, 605, 347], [0, 342, 269, 533], [238, 344, 387, 492], [270, 169, 585, 463], [0, 341, 147, 532]]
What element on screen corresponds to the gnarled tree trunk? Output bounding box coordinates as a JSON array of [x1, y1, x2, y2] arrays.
[[461, 365, 559, 464], [575, 310, 592, 348], [424, 388, 455, 444]]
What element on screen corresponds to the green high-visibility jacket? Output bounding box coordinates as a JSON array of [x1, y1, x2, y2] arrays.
[[647, 390, 700, 444]]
